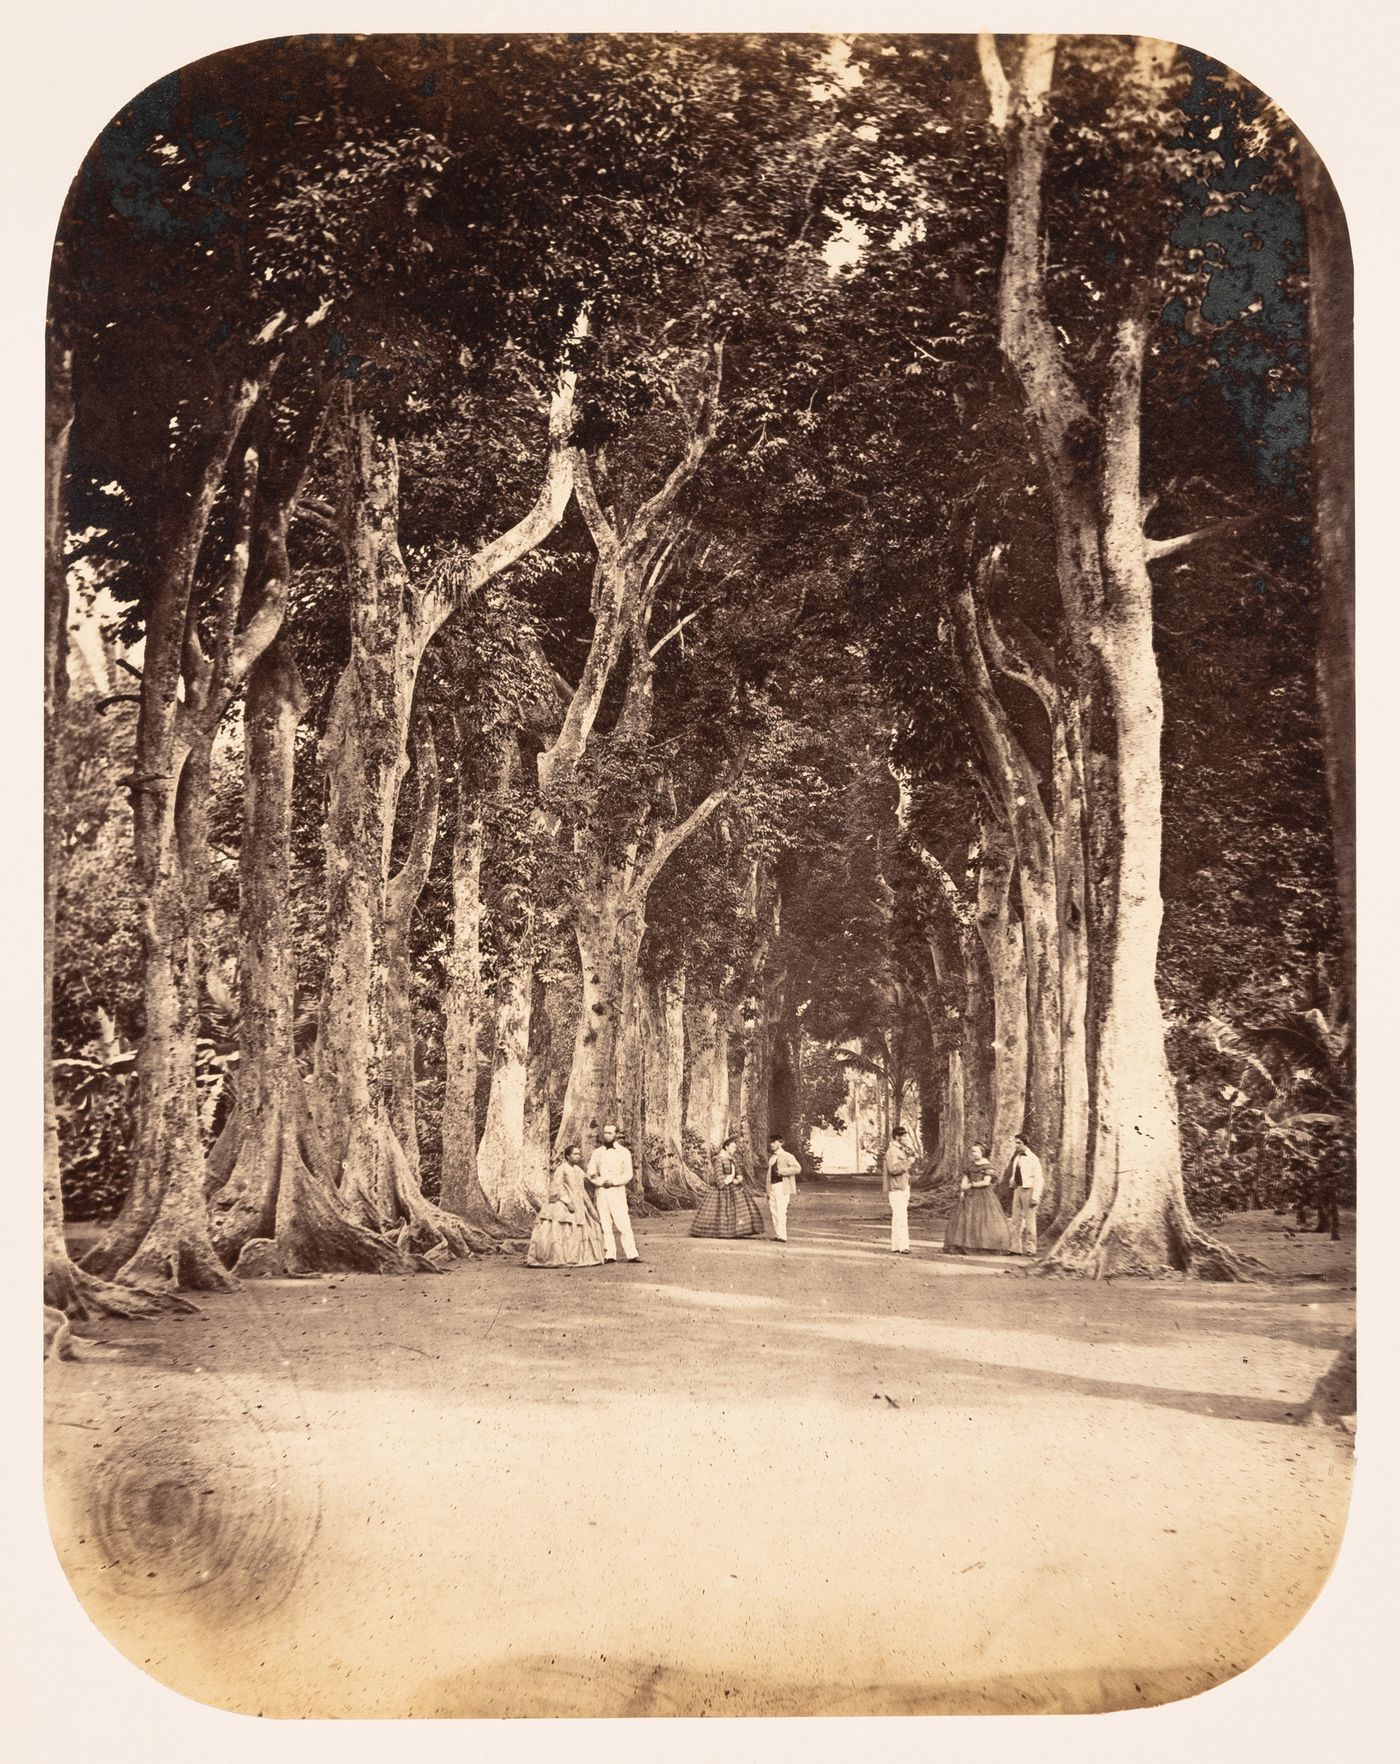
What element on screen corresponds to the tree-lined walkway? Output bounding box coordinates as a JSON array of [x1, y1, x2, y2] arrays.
[[46, 1191, 1354, 1717]]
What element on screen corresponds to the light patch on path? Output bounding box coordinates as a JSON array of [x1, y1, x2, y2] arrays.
[[45, 1190, 1354, 1717]]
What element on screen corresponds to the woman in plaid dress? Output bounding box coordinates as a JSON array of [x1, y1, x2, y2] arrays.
[[690, 1136, 765, 1239]]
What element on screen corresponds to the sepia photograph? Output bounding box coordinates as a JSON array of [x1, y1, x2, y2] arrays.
[[37, 22, 1359, 1725]]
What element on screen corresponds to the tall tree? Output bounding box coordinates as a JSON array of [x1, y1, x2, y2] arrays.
[[976, 34, 1261, 1276]]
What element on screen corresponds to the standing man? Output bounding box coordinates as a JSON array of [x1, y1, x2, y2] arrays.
[[882, 1124, 914, 1255], [587, 1122, 642, 1265], [765, 1134, 802, 1242], [1004, 1131, 1045, 1257]]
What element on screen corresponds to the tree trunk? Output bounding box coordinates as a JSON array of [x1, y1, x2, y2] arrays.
[[975, 819, 1029, 1174], [83, 379, 264, 1291], [1019, 860, 1063, 1195], [1043, 317, 1258, 1279], [1053, 693, 1092, 1226], [736, 866, 779, 1160], [1297, 135, 1355, 999], [918, 1077, 939, 1170], [924, 920, 968, 1181], [556, 878, 644, 1155], [642, 971, 703, 1207], [438, 729, 504, 1233], [525, 974, 557, 1195], [96, 819, 235, 1288], [961, 930, 993, 1154], [939, 1052, 966, 1180], [613, 938, 647, 1153], [981, 33, 1257, 1277], [381, 727, 440, 1186], [206, 639, 411, 1274], [476, 899, 545, 1233], [684, 996, 730, 1148], [950, 564, 1062, 1195], [311, 403, 473, 1259]]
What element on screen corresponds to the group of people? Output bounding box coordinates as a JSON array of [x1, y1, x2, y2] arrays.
[[525, 1122, 644, 1269], [525, 1119, 1046, 1268], [884, 1125, 1045, 1257], [524, 1127, 807, 1269]]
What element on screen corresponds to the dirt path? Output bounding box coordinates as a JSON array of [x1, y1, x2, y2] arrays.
[[44, 1186, 1355, 1717]]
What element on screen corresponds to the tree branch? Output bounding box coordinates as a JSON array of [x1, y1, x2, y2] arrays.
[[421, 365, 578, 642], [889, 762, 977, 930], [537, 546, 632, 799], [631, 338, 725, 538], [575, 448, 619, 559], [1144, 512, 1260, 562], [292, 498, 339, 535], [388, 723, 441, 922], [227, 381, 337, 691], [649, 605, 706, 659], [635, 782, 731, 899], [976, 32, 1012, 133], [211, 445, 261, 680], [981, 600, 1056, 714]]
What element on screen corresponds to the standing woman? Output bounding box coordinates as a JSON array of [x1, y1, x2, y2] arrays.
[[691, 1134, 765, 1240], [943, 1141, 1012, 1256], [527, 1143, 607, 1269]]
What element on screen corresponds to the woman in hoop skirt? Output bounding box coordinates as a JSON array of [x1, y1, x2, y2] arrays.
[[690, 1135, 765, 1240], [527, 1143, 607, 1269], [943, 1142, 1012, 1255]]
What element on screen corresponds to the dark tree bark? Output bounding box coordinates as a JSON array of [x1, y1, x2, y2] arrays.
[[381, 724, 440, 1190], [974, 812, 1029, 1175], [641, 970, 706, 1207], [684, 994, 732, 1149], [207, 637, 412, 1274], [83, 378, 266, 1291], [44, 335, 168, 1317], [1297, 135, 1355, 1001], [949, 552, 1062, 1201]]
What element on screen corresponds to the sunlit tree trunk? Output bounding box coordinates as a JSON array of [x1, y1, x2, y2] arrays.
[[437, 720, 505, 1233], [979, 30, 1257, 1276], [476, 899, 544, 1232]]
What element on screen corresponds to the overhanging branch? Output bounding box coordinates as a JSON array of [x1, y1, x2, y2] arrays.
[[1144, 512, 1260, 563]]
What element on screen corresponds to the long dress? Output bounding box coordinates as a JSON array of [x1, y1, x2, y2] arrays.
[[690, 1150, 766, 1239], [943, 1161, 1012, 1255], [526, 1160, 607, 1268]]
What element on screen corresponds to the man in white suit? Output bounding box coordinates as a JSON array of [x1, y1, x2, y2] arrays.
[[765, 1135, 802, 1242], [587, 1122, 641, 1264], [1004, 1131, 1045, 1256], [882, 1125, 914, 1254]]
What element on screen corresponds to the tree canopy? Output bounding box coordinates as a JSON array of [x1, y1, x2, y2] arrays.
[[46, 33, 1349, 1308]]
